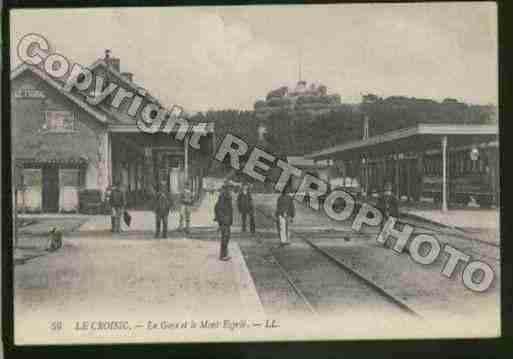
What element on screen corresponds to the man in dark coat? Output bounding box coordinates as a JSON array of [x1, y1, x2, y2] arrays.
[[376, 181, 399, 230], [237, 184, 256, 235], [275, 187, 295, 246], [109, 181, 126, 233], [153, 182, 173, 239], [215, 182, 233, 261]]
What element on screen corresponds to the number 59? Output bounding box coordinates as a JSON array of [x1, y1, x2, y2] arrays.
[[50, 321, 62, 331]]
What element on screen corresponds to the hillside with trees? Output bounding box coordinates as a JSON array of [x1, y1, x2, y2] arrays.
[[361, 95, 496, 137], [189, 95, 496, 176]]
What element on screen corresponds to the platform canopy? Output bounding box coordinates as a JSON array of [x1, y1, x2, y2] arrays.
[[304, 123, 499, 212], [304, 124, 498, 160]]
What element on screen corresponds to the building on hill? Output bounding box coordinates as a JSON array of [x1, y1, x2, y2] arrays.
[[253, 80, 343, 119]]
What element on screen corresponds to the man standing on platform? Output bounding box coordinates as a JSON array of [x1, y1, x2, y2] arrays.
[[237, 183, 256, 236], [376, 181, 399, 231], [179, 181, 194, 235], [109, 180, 126, 234], [215, 182, 233, 261], [153, 182, 173, 239], [275, 187, 295, 246]]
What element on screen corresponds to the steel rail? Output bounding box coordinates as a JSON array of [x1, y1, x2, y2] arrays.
[[255, 206, 423, 319]]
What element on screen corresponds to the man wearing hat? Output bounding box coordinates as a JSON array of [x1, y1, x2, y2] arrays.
[[376, 181, 399, 230], [237, 183, 256, 235], [275, 186, 295, 246], [214, 182, 233, 261], [178, 181, 194, 234], [109, 180, 126, 233], [153, 181, 173, 239]]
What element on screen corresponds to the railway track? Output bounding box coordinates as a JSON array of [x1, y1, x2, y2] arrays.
[[400, 214, 500, 249], [398, 216, 500, 263], [254, 206, 423, 320]]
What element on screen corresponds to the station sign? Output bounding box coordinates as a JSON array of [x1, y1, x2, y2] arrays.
[[15, 86, 46, 99]]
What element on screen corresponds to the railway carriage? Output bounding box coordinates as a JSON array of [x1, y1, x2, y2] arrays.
[[422, 143, 499, 206]]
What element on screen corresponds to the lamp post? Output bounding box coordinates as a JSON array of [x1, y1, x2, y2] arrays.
[[441, 136, 448, 212]]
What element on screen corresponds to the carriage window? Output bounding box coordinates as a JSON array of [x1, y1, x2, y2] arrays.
[[479, 154, 486, 172], [470, 157, 477, 173], [453, 152, 459, 175], [22, 168, 42, 187], [60, 169, 81, 187], [450, 153, 456, 175]]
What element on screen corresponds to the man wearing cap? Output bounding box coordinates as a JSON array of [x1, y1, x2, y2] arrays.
[[153, 182, 173, 239], [215, 182, 233, 261], [237, 184, 256, 235], [275, 187, 295, 246], [109, 180, 126, 234], [376, 181, 399, 231]]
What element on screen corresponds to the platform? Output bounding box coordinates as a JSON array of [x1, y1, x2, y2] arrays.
[[76, 196, 218, 233], [14, 196, 266, 345]]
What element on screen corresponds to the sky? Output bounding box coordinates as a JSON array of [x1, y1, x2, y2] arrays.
[[10, 3, 497, 112]]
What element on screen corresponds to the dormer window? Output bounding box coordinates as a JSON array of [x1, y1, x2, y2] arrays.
[[43, 110, 75, 132]]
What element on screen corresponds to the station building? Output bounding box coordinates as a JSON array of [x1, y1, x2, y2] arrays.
[[12, 51, 214, 213]]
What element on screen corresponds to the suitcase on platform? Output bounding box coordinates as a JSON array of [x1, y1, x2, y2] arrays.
[[123, 211, 132, 227]]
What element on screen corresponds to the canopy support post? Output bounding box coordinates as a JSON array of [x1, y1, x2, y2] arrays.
[[442, 135, 448, 212]]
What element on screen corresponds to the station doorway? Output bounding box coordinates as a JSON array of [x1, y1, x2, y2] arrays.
[[41, 166, 59, 212], [154, 150, 185, 194], [109, 128, 213, 210]]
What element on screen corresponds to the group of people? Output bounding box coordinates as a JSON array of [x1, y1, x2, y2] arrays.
[[214, 182, 295, 261], [107, 180, 194, 238], [152, 182, 194, 238], [108, 178, 400, 263]]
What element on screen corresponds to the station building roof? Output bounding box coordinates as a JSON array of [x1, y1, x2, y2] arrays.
[[11, 56, 214, 135]]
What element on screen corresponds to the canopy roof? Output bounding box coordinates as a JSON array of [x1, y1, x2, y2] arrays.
[[304, 124, 499, 160]]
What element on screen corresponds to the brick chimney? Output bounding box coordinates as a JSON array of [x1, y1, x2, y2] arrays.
[[121, 72, 133, 82], [104, 49, 120, 72]]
